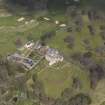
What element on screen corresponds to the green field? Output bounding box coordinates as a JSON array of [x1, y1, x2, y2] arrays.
[[0, 10, 105, 105], [38, 61, 90, 98]]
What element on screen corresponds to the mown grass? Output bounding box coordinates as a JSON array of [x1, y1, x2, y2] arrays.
[[0, 16, 56, 55], [38, 61, 90, 98], [0, 16, 19, 26]]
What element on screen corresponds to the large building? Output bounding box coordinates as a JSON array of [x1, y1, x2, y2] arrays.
[[7, 53, 37, 70], [7, 41, 64, 70], [34, 42, 64, 66], [45, 48, 64, 66]]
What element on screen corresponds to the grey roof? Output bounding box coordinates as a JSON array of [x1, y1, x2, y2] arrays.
[[47, 48, 59, 55]]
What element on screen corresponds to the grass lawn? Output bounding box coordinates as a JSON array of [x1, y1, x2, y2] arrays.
[[37, 61, 90, 98], [0, 16, 56, 56], [0, 16, 19, 26], [49, 28, 71, 54]]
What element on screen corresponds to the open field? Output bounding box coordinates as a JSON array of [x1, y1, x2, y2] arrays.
[[38, 60, 90, 98], [0, 9, 105, 105], [0, 13, 104, 56]]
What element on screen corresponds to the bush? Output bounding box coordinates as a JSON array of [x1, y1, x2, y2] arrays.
[[72, 77, 82, 89], [64, 35, 75, 48], [68, 93, 91, 105], [88, 25, 95, 35], [40, 30, 56, 42]]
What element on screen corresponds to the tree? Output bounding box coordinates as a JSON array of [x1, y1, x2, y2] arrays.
[[32, 73, 38, 83], [40, 30, 56, 42], [54, 98, 66, 105], [71, 52, 82, 61], [89, 64, 105, 88], [75, 14, 83, 32], [64, 35, 75, 48], [100, 101, 105, 105], [27, 33, 37, 42], [72, 51, 105, 89], [13, 73, 27, 91], [66, 6, 77, 17], [100, 31, 105, 40], [72, 77, 82, 89], [68, 93, 91, 105], [32, 80, 45, 100], [5, 0, 48, 11], [14, 38, 22, 48], [61, 88, 74, 101], [88, 25, 95, 35]]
